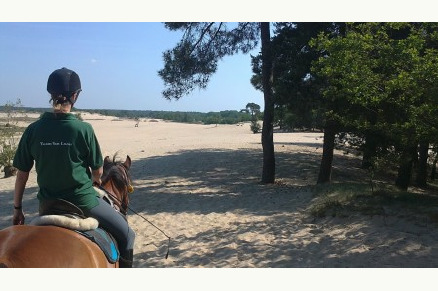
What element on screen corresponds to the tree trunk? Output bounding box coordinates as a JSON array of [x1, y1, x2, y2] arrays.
[[431, 158, 437, 181], [317, 120, 336, 184], [361, 133, 378, 170], [395, 144, 417, 190], [260, 22, 275, 184], [415, 141, 429, 188]]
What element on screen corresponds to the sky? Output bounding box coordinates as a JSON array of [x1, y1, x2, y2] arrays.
[[0, 1, 435, 113], [0, 22, 264, 113]]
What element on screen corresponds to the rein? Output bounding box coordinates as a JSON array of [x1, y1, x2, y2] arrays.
[[101, 163, 132, 215], [97, 163, 171, 259]]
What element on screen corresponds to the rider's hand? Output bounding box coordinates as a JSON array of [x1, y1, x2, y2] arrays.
[[93, 177, 102, 186], [13, 209, 25, 225], [92, 167, 103, 186]]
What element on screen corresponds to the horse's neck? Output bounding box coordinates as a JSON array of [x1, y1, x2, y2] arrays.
[[102, 180, 124, 212]]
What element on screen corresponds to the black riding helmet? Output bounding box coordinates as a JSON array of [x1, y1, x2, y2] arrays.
[[47, 67, 81, 104]]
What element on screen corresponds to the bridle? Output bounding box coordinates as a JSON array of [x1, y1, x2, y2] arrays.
[[99, 163, 133, 217]]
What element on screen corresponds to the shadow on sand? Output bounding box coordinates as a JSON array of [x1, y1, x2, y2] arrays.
[[128, 148, 324, 215], [0, 186, 39, 229], [126, 148, 438, 268]]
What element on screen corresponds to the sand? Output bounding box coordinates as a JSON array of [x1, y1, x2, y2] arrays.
[[1, 111, 438, 270]]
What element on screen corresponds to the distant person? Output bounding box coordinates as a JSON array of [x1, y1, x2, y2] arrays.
[[12, 67, 135, 267]]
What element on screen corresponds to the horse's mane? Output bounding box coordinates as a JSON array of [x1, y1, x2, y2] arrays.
[[102, 154, 131, 195]]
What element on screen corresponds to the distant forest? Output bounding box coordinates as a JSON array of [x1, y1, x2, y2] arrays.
[[86, 108, 255, 125], [0, 106, 256, 125]]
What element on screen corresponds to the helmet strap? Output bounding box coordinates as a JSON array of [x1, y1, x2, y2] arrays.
[[66, 96, 74, 105], [69, 90, 80, 105]]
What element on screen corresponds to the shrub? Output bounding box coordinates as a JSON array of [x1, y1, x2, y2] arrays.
[[0, 99, 24, 178], [0, 125, 19, 177], [250, 120, 261, 134]]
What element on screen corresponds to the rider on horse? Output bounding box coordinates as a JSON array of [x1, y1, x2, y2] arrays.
[[12, 67, 135, 267]]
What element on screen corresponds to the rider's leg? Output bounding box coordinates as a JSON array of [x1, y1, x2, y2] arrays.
[[83, 197, 136, 267], [118, 249, 134, 268]]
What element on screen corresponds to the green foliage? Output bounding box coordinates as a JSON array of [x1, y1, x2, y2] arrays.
[[8, 107, 255, 125], [251, 23, 344, 131], [245, 102, 260, 117], [0, 98, 25, 125], [159, 22, 260, 100], [74, 112, 84, 121], [250, 120, 261, 133], [310, 182, 438, 219], [312, 23, 438, 139], [310, 22, 438, 188], [0, 139, 16, 167], [0, 99, 25, 177], [245, 102, 261, 133], [85, 109, 253, 125]]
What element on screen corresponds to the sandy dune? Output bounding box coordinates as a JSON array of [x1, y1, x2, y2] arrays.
[[1, 111, 438, 270]]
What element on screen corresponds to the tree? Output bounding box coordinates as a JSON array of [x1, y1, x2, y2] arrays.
[[257, 23, 340, 130], [245, 102, 261, 118], [159, 22, 276, 183], [246, 102, 261, 134], [311, 22, 438, 189], [250, 23, 346, 183]]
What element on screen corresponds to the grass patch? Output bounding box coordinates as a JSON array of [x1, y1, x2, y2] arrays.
[[309, 182, 438, 222], [0, 124, 26, 137], [0, 116, 39, 124]]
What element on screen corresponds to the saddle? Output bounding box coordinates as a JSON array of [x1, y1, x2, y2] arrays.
[[39, 198, 87, 217], [30, 199, 119, 264]]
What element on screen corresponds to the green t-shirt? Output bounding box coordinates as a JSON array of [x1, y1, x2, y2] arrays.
[[13, 112, 103, 210]]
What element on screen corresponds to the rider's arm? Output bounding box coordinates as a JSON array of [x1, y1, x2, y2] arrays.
[[13, 170, 29, 225], [14, 170, 29, 207]]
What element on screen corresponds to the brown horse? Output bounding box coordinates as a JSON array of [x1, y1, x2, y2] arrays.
[[0, 155, 133, 268]]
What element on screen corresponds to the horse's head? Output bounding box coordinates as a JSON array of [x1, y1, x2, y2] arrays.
[[101, 155, 133, 216]]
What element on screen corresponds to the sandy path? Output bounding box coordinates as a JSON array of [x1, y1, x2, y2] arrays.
[[1, 112, 438, 269]]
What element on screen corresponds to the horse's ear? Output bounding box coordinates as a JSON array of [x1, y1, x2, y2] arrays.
[[123, 155, 131, 169], [104, 156, 111, 164]]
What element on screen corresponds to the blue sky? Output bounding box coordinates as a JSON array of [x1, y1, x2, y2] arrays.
[[0, 22, 263, 113], [0, 1, 434, 113]]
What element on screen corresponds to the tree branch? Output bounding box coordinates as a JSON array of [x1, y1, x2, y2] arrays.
[[203, 22, 224, 55], [189, 22, 215, 56]]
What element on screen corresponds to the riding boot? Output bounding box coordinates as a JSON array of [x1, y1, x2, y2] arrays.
[[119, 249, 133, 268]]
